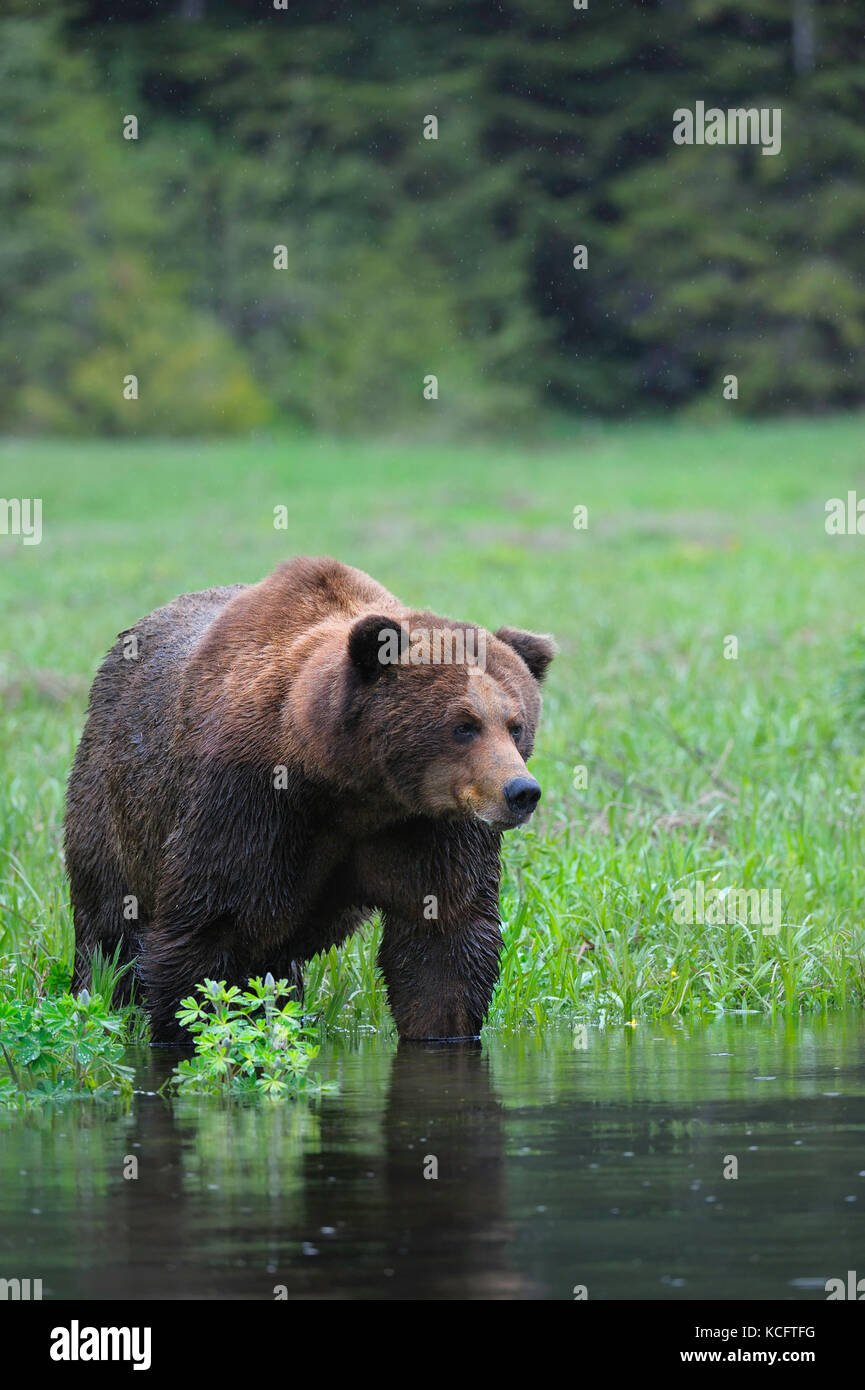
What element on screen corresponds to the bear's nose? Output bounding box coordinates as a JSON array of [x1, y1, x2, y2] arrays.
[[503, 776, 541, 817]]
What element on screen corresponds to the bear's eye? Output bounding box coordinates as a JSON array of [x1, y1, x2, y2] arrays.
[[453, 722, 481, 742], [510, 724, 524, 743]]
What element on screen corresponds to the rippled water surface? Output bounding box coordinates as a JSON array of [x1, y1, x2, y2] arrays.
[[2, 1016, 864, 1299]]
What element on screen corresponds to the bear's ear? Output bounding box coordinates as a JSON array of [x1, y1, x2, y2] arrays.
[[348, 613, 407, 680], [494, 627, 557, 683]]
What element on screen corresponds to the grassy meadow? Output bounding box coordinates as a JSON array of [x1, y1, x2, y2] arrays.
[[2, 416, 865, 1037]]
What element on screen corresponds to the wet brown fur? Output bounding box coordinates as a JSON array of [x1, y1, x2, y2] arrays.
[[65, 557, 555, 1042]]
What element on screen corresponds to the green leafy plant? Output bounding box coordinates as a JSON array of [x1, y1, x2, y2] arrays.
[[165, 974, 329, 1101], [0, 986, 134, 1108]]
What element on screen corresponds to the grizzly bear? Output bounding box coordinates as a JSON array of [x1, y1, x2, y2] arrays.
[[65, 557, 555, 1042]]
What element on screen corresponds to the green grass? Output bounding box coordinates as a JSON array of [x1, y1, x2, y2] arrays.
[[2, 415, 865, 1035]]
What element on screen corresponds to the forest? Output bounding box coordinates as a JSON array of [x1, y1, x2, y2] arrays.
[[2, 0, 862, 435]]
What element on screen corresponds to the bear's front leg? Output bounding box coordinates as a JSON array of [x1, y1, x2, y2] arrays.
[[142, 918, 234, 1046], [354, 818, 504, 1040], [378, 912, 503, 1040], [142, 917, 307, 1046]]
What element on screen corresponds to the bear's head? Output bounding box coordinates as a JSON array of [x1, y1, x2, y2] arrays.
[[340, 611, 556, 830]]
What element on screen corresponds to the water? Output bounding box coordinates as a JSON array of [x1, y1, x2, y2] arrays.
[[2, 1015, 864, 1300]]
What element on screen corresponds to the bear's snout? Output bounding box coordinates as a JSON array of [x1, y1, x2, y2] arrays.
[[503, 775, 541, 822]]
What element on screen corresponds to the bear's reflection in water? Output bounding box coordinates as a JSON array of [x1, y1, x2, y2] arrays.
[[96, 1040, 536, 1300]]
